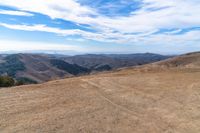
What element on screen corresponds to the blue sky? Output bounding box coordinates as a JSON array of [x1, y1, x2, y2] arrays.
[[0, 0, 200, 54]]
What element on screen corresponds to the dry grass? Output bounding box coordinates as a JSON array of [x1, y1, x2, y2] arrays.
[[1, 67, 200, 133]]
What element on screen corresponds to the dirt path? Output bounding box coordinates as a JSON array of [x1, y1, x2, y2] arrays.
[[81, 79, 138, 116]]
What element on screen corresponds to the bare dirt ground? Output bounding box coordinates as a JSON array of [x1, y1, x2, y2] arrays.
[[1, 68, 200, 133]]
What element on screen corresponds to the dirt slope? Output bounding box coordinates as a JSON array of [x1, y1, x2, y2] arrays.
[[1, 64, 200, 132], [152, 52, 200, 68]]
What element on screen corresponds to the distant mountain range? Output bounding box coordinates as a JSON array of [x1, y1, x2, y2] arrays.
[[62, 53, 172, 69], [0, 53, 171, 83]]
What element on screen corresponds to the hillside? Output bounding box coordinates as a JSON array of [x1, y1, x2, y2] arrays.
[[0, 53, 170, 83], [0, 52, 200, 133], [153, 52, 200, 68], [16, 54, 70, 83]]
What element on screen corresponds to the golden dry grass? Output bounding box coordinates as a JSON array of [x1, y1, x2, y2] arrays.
[[1, 67, 200, 133]]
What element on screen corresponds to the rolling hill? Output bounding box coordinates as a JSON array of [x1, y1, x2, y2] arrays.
[[0, 52, 200, 132], [0, 53, 170, 83], [154, 52, 200, 68], [62, 53, 170, 69]]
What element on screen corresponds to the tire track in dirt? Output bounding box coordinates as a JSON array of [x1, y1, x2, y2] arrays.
[[81, 79, 139, 117]]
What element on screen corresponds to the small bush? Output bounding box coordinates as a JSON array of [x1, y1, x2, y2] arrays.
[[0, 76, 15, 87]]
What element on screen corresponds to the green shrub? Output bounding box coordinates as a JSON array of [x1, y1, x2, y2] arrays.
[[0, 76, 15, 87]]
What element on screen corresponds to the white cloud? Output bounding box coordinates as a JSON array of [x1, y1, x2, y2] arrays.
[[1, 0, 199, 31], [1, 22, 200, 47], [0, 10, 33, 16], [0, 0, 96, 20], [0, 23, 106, 42], [0, 23, 83, 35], [0, 0, 200, 44], [0, 23, 127, 43]]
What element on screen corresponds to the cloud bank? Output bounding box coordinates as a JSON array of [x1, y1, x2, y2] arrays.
[[0, 0, 200, 47]]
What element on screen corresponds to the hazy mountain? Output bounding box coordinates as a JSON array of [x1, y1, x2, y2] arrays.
[[0, 53, 171, 83], [62, 53, 171, 69]]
